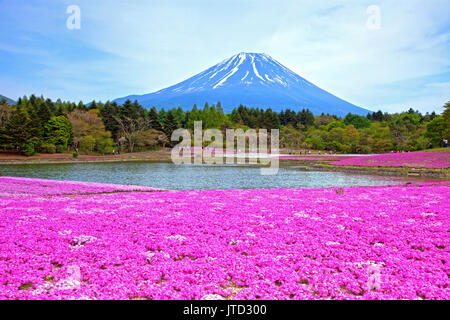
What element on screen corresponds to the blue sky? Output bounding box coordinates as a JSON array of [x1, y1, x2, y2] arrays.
[[0, 0, 449, 113]]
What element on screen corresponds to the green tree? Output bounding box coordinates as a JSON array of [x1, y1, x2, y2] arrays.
[[80, 135, 96, 153], [44, 116, 72, 153], [425, 116, 446, 147], [186, 104, 201, 130], [158, 108, 167, 124], [263, 109, 280, 129], [442, 101, 450, 139], [342, 125, 361, 152], [68, 109, 111, 151], [99, 101, 121, 140], [298, 109, 315, 128], [305, 134, 325, 150], [389, 112, 422, 150], [163, 111, 178, 140], [344, 113, 371, 129], [148, 107, 162, 131], [6, 105, 33, 150], [97, 137, 115, 154]]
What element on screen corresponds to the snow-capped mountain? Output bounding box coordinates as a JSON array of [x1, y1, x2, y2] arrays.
[[114, 52, 370, 116]]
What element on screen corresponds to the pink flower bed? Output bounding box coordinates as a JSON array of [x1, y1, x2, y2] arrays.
[[328, 152, 450, 169], [0, 177, 163, 197], [279, 155, 355, 161], [0, 179, 448, 300]]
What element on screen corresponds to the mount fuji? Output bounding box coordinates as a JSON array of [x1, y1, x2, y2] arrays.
[[114, 53, 370, 116]]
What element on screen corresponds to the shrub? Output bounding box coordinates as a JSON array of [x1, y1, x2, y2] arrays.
[[39, 143, 56, 154], [73, 152, 78, 158], [21, 143, 35, 157], [55, 144, 66, 153]]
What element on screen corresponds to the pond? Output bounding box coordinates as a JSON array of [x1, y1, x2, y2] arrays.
[[0, 161, 434, 190]]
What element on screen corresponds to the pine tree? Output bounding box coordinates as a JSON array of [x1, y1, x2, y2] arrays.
[[77, 101, 86, 111], [44, 116, 73, 153], [99, 101, 121, 140], [174, 107, 185, 127], [7, 105, 33, 148], [163, 111, 178, 139], [149, 107, 162, 131], [216, 102, 224, 115], [38, 100, 52, 124], [158, 108, 167, 124], [186, 104, 200, 130], [89, 100, 98, 110]]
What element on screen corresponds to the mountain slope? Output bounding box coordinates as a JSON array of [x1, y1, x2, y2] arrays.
[[114, 53, 370, 116], [0, 95, 16, 105]]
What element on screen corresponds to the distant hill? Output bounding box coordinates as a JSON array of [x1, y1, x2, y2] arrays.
[[114, 52, 371, 116], [0, 95, 16, 105]]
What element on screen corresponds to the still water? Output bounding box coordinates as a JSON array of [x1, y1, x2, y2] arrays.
[[0, 161, 433, 190]]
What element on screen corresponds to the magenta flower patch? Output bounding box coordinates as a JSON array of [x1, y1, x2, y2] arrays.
[[0, 178, 448, 300], [328, 152, 450, 169], [0, 176, 164, 197], [279, 155, 354, 161]]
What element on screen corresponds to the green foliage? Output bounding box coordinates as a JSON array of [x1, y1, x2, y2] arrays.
[[97, 138, 114, 154], [163, 111, 178, 140], [6, 105, 33, 147], [68, 109, 113, 154], [148, 107, 162, 131], [425, 116, 446, 147], [344, 113, 372, 129], [305, 135, 325, 150], [184, 102, 227, 130], [280, 125, 305, 148], [99, 101, 121, 140], [39, 142, 56, 154], [442, 101, 450, 139], [327, 120, 346, 131], [44, 116, 72, 152], [0, 95, 447, 155], [56, 144, 66, 153], [372, 138, 393, 153], [80, 135, 96, 153], [21, 142, 36, 157]]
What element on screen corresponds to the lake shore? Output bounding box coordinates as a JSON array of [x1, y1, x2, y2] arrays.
[[0, 150, 449, 179], [0, 150, 174, 164]]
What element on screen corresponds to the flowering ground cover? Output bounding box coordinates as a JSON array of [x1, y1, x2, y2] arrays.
[[328, 152, 450, 169], [279, 155, 355, 161], [0, 176, 163, 197], [0, 178, 448, 300]]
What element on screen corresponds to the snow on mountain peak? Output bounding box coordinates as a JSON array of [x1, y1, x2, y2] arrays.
[[165, 52, 307, 93], [114, 52, 370, 116]]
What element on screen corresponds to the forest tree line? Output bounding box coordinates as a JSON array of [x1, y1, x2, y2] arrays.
[[0, 95, 449, 156]]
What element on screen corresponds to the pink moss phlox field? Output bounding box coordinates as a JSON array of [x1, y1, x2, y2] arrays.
[[279, 155, 354, 161], [0, 178, 449, 300], [0, 177, 163, 197], [328, 152, 450, 169]]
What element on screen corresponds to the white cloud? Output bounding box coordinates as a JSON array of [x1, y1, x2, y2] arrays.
[[262, 0, 450, 112]]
